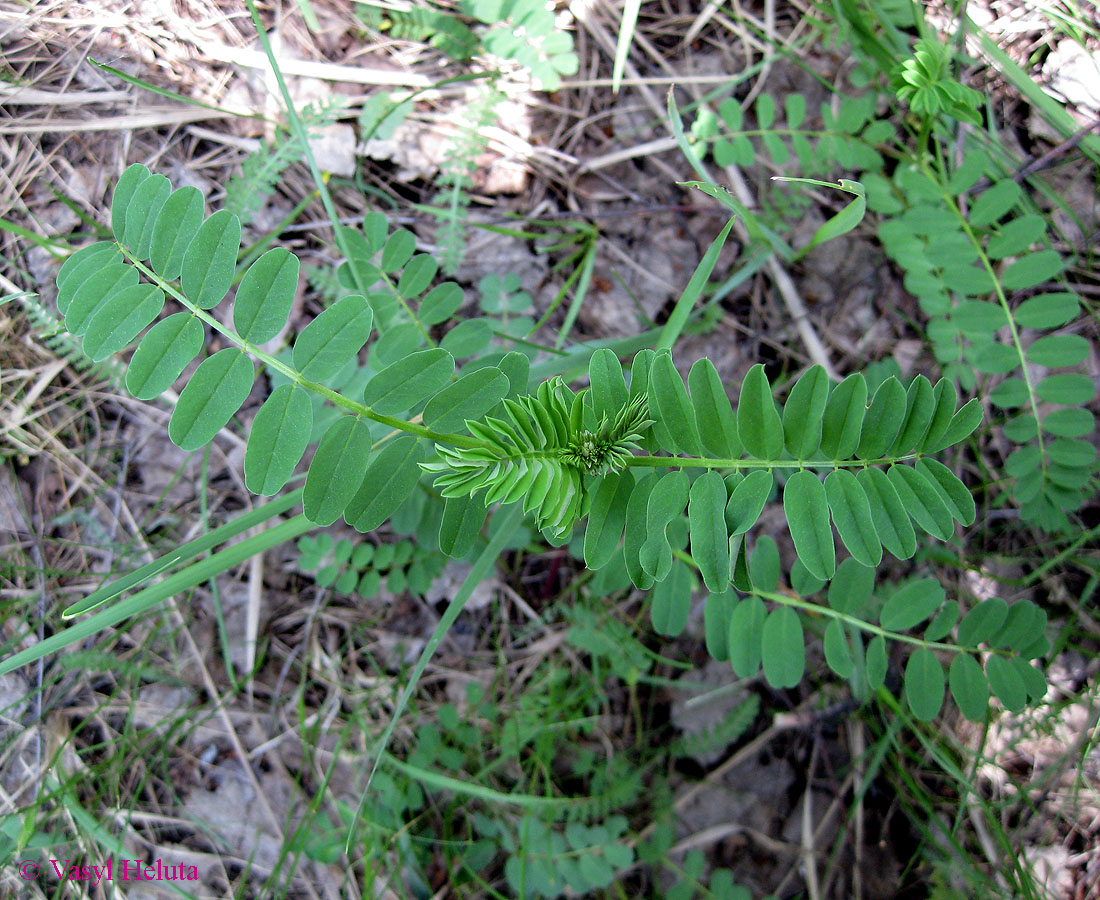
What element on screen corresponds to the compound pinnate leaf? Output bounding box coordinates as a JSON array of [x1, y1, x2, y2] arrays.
[[111, 162, 152, 240], [888, 464, 953, 539], [890, 375, 935, 454], [439, 493, 487, 558], [584, 471, 632, 569], [293, 294, 374, 383], [82, 283, 164, 362], [150, 186, 205, 280], [423, 367, 509, 434], [762, 606, 805, 689], [181, 209, 241, 309], [245, 384, 312, 495], [857, 467, 917, 560], [66, 264, 139, 336], [648, 351, 701, 455], [784, 470, 835, 581], [985, 654, 1026, 711], [688, 357, 740, 458], [234, 248, 299, 344], [651, 560, 693, 636], [824, 469, 881, 567], [725, 469, 772, 535], [689, 470, 730, 593], [57, 242, 121, 313], [824, 619, 854, 678], [783, 365, 828, 458], [880, 578, 944, 631], [916, 458, 975, 526], [122, 173, 171, 260], [125, 313, 204, 400], [904, 648, 944, 721], [364, 348, 454, 414], [728, 595, 766, 677], [169, 348, 254, 451], [345, 435, 423, 532], [304, 417, 373, 526], [738, 364, 783, 460], [820, 372, 867, 459], [950, 654, 989, 721], [855, 376, 905, 459]]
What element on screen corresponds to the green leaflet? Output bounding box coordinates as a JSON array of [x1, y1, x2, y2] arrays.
[[879, 578, 944, 632], [168, 348, 254, 451], [293, 294, 374, 382], [748, 535, 780, 592], [66, 263, 139, 335], [820, 372, 867, 459], [422, 367, 509, 434], [925, 601, 959, 642], [647, 350, 701, 455], [439, 494, 487, 558], [82, 283, 164, 362], [904, 648, 944, 721], [990, 600, 1041, 651], [381, 229, 417, 272], [855, 376, 905, 458], [783, 470, 835, 581], [856, 466, 916, 560], [364, 348, 455, 414], [762, 607, 804, 689], [865, 635, 887, 690], [397, 254, 438, 298], [889, 375, 934, 454], [584, 470, 632, 570], [234, 248, 300, 344], [824, 469, 881, 567], [640, 470, 689, 582], [111, 162, 152, 240], [949, 654, 989, 721], [1013, 292, 1078, 329], [688, 470, 729, 593], [57, 242, 121, 314], [985, 655, 1026, 711], [704, 589, 735, 662], [650, 560, 693, 636], [588, 348, 629, 422], [244, 384, 313, 495], [724, 469, 773, 536], [888, 464, 953, 539], [828, 558, 874, 615], [122, 173, 171, 261], [419, 283, 464, 325], [737, 364, 783, 460], [916, 458, 975, 525], [304, 417, 373, 526], [181, 209, 241, 309], [957, 597, 1008, 647], [125, 313, 204, 400], [150, 185, 205, 280], [728, 595, 766, 677], [782, 365, 828, 458], [927, 398, 983, 452], [688, 357, 740, 458], [623, 473, 658, 590], [823, 619, 854, 678], [345, 436, 424, 532], [917, 378, 957, 453]]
